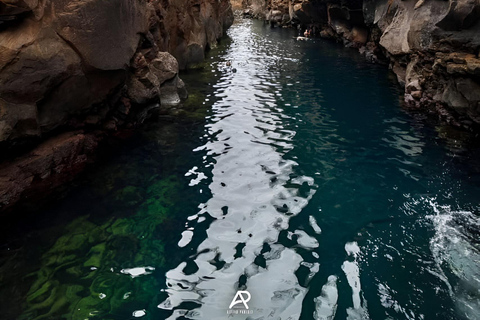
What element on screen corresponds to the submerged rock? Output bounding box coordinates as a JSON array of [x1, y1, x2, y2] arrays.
[[16, 174, 180, 319]]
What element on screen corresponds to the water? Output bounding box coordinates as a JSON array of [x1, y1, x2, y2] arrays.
[[1, 18, 480, 320]]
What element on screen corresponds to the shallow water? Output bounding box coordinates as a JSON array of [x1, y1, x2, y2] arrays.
[[1, 18, 480, 320]]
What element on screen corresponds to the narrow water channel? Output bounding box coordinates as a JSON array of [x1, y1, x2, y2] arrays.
[[1, 18, 479, 320]]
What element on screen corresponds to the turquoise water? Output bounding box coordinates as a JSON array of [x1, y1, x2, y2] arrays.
[[1, 18, 480, 320]]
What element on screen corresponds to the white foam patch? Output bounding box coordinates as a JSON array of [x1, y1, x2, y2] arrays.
[[427, 199, 480, 319], [189, 172, 207, 186], [120, 267, 155, 278], [309, 215, 322, 234], [345, 242, 360, 257], [178, 230, 194, 248], [294, 230, 319, 249], [133, 309, 146, 317], [186, 166, 208, 186], [314, 275, 338, 320], [342, 261, 361, 309], [185, 166, 198, 176], [301, 261, 320, 286], [342, 242, 369, 320]]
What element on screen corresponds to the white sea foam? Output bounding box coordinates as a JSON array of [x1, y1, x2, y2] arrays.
[[427, 199, 480, 319], [120, 267, 155, 278], [314, 275, 338, 320], [309, 215, 322, 234]]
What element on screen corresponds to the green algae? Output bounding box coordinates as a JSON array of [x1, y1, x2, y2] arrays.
[[114, 186, 144, 207], [19, 175, 181, 320]]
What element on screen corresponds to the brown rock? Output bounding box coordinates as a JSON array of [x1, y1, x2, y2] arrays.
[[466, 57, 480, 75], [151, 52, 180, 84], [392, 61, 407, 86], [446, 52, 476, 64], [53, 0, 150, 70], [443, 80, 468, 109], [379, 5, 412, 55], [0, 0, 233, 213], [127, 51, 181, 104], [411, 90, 423, 99], [37, 70, 126, 132], [0, 99, 39, 142], [103, 120, 117, 131], [405, 56, 421, 87], [407, 80, 421, 92], [447, 62, 468, 74], [0, 28, 81, 104], [0, 0, 43, 18], [351, 26, 368, 45], [455, 78, 480, 102], [0, 131, 97, 211]]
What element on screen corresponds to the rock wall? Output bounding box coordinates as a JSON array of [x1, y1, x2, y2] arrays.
[[0, 0, 233, 211], [242, 0, 480, 129]]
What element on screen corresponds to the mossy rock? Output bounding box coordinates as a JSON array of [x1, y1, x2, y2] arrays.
[[84, 242, 106, 268], [20, 173, 182, 319]]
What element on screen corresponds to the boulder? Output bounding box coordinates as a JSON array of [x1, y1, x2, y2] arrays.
[[127, 51, 183, 105], [159, 76, 183, 107]]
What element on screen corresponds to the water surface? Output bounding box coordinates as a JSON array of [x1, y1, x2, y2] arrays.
[[1, 18, 480, 320]]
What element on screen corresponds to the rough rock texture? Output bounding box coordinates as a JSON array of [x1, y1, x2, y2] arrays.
[[242, 0, 480, 129], [0, 0, 233, 211], [127, 51, 188, 105], [0, 131, 98, 211]]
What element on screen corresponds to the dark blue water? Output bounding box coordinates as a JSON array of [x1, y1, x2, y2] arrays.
[[1, 18, 480, 320]]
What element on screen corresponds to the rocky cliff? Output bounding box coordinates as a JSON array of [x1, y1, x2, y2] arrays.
[[243, 0, 480, 128], [0, 0, 233, 211]]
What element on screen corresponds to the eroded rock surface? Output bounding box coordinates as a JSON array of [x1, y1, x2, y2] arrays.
[[0, 131, 98, 211], [0, 0, 233, 211]]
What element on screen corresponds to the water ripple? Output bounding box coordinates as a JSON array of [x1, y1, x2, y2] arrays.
[[159, 18, 480, 320], [159, 19, 317, 319]]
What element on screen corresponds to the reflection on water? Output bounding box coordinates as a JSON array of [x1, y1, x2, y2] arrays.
[[159, 21, 317, 319], [0, 18, 480, 320]]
